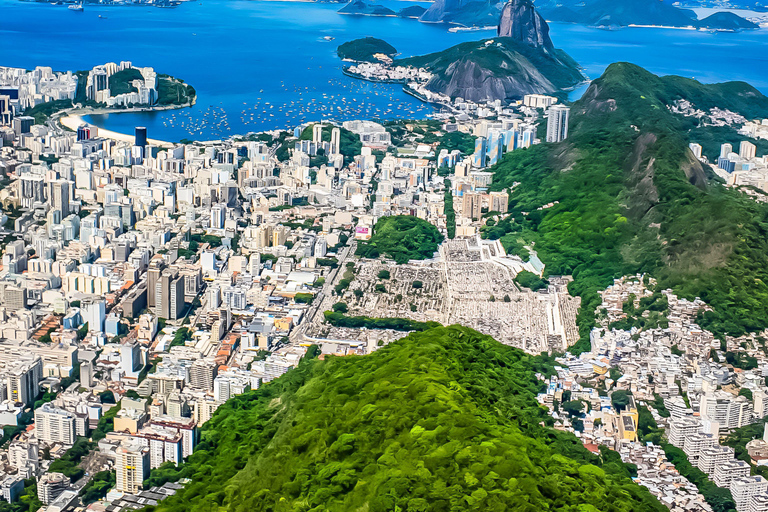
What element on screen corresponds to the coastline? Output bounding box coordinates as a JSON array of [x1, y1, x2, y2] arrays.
[[51, 101, 194, 147], [60, 113, 175, 147]]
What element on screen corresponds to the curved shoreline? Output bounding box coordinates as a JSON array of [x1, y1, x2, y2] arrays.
[[52, 101, 194, 147], [59, 113, 176, 147]]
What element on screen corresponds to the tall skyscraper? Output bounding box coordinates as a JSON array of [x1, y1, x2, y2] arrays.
[[720, 143, 733, 158], [521, 129, 534, 148], [546, 105, 570, 143], [146, 259, 166, 309], [80, 361, 93, 388], [331, 127, 341, 154], [488, 134, 504, 166], [472, 136, 487, 168], [51, 179, 70, 218], [115, 438, 150, 494], [210, 203, 226, 230], [312, 123, 323, 144], [135, 126, 147, 148], [740, 140, 756, 160], [76, 124, 92, 141]]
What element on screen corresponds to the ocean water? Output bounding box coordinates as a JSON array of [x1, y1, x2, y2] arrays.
[[1, 0, 767, 141]]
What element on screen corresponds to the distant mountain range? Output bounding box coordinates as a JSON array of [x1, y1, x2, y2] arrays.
[[337, 0, 585, 103], [338, 0, 760, 30], [538, 0, 759, 29], [337, 0, 426, 18]]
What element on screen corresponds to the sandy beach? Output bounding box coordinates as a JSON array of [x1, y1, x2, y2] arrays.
[[60, 114, 175, 148]]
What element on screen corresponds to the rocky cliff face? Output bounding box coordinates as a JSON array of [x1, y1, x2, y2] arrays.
[[497, 0, 555, 53], [396, 38, 584, 103], [426, 56, 557, 103]]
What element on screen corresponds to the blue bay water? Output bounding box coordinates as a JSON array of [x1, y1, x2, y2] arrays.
[[1, 0, 767, 141]]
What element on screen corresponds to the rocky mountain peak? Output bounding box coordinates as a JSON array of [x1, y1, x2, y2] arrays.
[[497, 0, 555, 53]]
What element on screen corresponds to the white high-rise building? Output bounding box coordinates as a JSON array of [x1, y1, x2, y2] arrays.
[[546, 105, 570, 143], [312, 123, 323, 144], [683, 432, 715, 461], [750, 494, 768, 512], [689, 142, 703, 159], [81, 297, 106, 333], [668, 417, 701, 448], [4, 357, 43, 406], [115, 438, 150, 494], [697, 445, 733, 476], [210, 203, 226, 230], [331, 127, 341, 154], [700, 391, 752, 431], [731, 476, 768, 512], [740, 141, 757, 160], [714, 460, 751, 489], [34, 403, 76, 445]]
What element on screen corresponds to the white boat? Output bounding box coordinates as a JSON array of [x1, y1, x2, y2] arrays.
[[68, 2, 83, 11]]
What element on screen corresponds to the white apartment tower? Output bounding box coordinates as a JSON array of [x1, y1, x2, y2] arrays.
[[546, 104, 570, 143], [731, 476, 768, 512], [34, 404, 76, 445], [115, 438, 150, 494]]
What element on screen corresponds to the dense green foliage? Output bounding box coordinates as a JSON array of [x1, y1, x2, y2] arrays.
[[109, 68, 144, 96], [294, 293, 314, 304], [323, 311, 440, 332], [25, 99, 74, 124], [514, 270, 548, 291], [337, 37, 397, 62], [92, 401, 120, 442], [484, 63, 768, 350], [146, 326, 665, 512], [80, 470, 116, 504], [157, 75, 196, 106], [609, 291, 669, 331], [437, 131, 477, 156], [49, 437, 95, 481], [444, 187, 456, 239], [356, 215, 443, 264]]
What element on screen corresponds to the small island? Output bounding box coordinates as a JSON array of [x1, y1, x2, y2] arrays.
[[337, 37, 397, 63]]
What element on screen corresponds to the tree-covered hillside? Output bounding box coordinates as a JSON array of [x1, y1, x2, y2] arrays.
[[144, 325, 665, 512], [356, 215, 443, 263], [484, 62, 768, 350]]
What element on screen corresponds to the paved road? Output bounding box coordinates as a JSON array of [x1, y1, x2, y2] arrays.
[[290, 240, 356, 344]]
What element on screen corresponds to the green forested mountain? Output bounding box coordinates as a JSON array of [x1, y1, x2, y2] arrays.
[[146, 326, 664, 512], [483, 62, 768, 349]]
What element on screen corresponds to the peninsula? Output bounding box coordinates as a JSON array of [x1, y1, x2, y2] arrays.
[[340, 0, 585, 105], [0, 61, 195, 128]]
